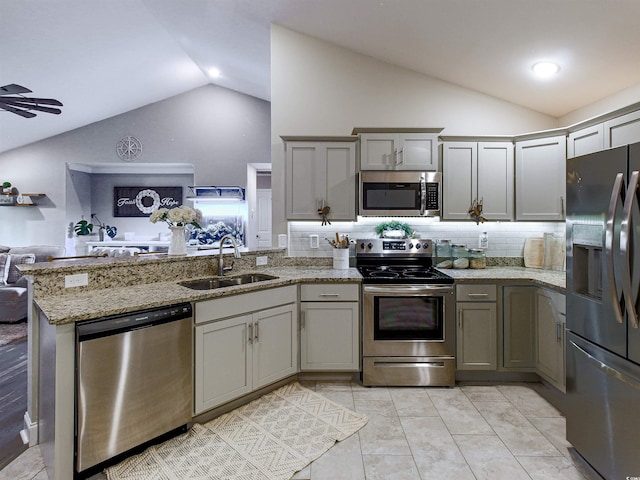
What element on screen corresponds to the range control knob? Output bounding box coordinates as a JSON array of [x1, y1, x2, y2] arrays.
[[415, 243, 421, 249], [367, 243, 373, 249], [360, 242, 366, 249], [408, 243, 414, 249]]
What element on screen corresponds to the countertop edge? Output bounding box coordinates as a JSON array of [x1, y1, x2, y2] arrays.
[[36, 266, 566, 325]]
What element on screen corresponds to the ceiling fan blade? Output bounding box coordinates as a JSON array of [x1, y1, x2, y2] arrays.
[[0, 103, 36, 118], [3, 97, 63, 106], [0, 98, 63, 113], [0, 84, 32, 95]]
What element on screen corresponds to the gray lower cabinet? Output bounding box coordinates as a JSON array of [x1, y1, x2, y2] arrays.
[[456, 284, 497, 370], [193, 286, 298, 414], [536, 289, 566, 392], [502, 286, 536, 370], [299, 283, 360, 371]]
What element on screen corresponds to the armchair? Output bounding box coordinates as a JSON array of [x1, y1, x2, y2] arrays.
[[0, 245, 65, 323]]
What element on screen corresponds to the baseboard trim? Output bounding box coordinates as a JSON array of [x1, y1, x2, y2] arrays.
[[22, 411, 38, 447]]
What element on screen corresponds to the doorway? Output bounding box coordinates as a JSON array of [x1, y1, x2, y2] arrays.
[[247, 163, 272, 249]]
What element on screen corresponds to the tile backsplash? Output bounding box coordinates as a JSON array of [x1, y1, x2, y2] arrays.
[[287, 218, 566, 258]]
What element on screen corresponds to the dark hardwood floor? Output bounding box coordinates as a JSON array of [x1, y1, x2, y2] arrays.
[[0, 339, 27, 469]]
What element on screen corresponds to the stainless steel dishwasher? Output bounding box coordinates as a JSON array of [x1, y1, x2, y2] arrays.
[[75, 303, 192, 476]]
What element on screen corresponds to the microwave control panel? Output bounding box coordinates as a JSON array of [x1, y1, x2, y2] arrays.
[[425, 183, 439, 209]]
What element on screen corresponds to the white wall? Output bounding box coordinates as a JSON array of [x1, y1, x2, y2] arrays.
[[270, 26, 561, 241], [0, 84, 270, 247], [560, 83, 640, 126]]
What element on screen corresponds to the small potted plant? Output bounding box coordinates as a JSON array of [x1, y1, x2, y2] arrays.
[[374, 220, 414, 239], [91, 214, 117, 241], [2, 181, 12, 194], [74, 218, 94, 236]]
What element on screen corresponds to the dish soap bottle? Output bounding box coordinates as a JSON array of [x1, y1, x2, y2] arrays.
[[479, 231, 488, 249]]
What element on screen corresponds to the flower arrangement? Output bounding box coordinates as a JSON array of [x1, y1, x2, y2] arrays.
[[374, 220, 413, 238], [149, 205, 202, 229]]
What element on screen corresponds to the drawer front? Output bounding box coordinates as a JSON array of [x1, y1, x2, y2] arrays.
[[456, 284, 497, 302], [300, 283, 360, 302]]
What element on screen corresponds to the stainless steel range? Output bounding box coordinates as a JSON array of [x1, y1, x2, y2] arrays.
[[356, 238, 455, 387]]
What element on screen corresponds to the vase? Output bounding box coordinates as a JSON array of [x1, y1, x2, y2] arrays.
[[168, 226, 187, 256]]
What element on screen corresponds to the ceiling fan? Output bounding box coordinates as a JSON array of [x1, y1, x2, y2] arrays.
[[0, 84, 63, 118]]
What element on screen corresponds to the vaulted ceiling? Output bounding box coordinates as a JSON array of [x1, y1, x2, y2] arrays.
[[2, 0, 639, 154]]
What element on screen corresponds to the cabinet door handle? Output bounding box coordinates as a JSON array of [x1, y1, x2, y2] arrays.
[[556, 321, 561, 343], [254, 322, 259, 342], [561, 195, 565, 216], [300, 311, 305, 329], [248, 323, 253, 345], [458, 309, 462, 329], [467, 293, 489, 297], [319, 293, 340, 297]]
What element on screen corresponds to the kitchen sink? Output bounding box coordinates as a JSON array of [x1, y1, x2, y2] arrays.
[[178, 273, 278, 290]]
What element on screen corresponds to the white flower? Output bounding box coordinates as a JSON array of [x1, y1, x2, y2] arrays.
[[149, 206, 202, 228]]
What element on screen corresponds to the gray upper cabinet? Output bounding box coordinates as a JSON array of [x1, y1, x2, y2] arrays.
[[515, 134, 566, 221], [442, 139, 514, 221], [353, 128, 443, 171], [567, 124, 604, 158], [605, 109, 640, 148], [568, 109, 640, 158], [283, 136, 357, 221]]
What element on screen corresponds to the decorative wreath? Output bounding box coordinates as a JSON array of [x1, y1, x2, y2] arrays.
[[135, 189, 161, 214]]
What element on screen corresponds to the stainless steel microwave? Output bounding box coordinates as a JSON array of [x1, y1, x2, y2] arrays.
[[359, 171, 441, 216]]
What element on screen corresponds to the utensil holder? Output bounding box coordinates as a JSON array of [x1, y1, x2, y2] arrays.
[[332, 248, 349, 269]]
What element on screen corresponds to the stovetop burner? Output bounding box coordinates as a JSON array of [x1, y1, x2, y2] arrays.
[[356, 238, 454, 285]]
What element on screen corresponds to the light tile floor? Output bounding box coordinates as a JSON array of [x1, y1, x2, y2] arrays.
[[0, 381, 603, 480]]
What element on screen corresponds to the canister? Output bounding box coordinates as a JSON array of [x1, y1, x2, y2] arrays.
[[468, 248, 487, 269], [452, 244, 469, 269], [435, 239, 452, 268]]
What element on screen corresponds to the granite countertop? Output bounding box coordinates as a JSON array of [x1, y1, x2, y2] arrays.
[[442, 266, 566, 292], [35, 265, 566, 326], [36, 267, 363, 325]]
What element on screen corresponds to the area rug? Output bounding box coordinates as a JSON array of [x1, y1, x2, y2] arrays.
[[0, 322, 27, 347], [105, 382, 368, 480]]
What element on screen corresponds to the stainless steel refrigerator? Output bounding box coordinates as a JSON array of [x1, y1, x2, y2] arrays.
[[566, 142, 640, 480]]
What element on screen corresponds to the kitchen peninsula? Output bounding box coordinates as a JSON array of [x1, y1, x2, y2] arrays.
[[20, 248, 565, 479]]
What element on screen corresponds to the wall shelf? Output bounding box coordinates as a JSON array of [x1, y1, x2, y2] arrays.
[[0, 193, 46, 206]]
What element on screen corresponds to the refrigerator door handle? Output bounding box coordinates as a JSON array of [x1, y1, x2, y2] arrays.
[[570, 340, 640, 391], [621, 171, 640, 329], [606, 172, 626, 325]]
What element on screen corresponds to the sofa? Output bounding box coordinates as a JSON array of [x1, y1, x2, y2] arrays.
[[0, 245, 65, 323]]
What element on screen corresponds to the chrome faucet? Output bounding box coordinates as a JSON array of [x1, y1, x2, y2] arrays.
[[218, 234, 241, 276]]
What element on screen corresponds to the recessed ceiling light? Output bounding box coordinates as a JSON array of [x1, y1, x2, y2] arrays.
[[532, 62, 560, 78], [207, 67, 221, 79]]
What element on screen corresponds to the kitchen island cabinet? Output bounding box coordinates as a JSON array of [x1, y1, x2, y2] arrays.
[[299, 283, 360, 371], [282, 136, 357, 222], [441, 138, 514, 221], [194, 286, 297, 414]]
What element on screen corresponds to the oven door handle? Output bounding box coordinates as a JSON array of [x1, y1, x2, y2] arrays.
[[364, 284, 453, 295]]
